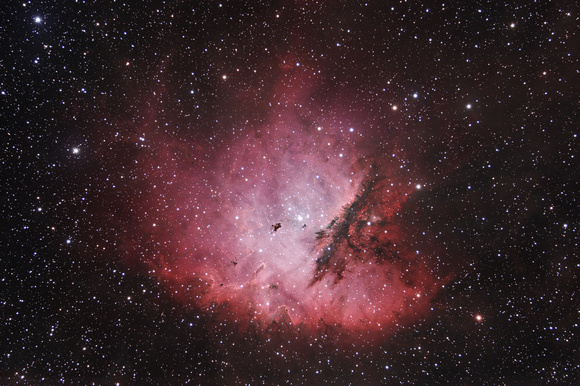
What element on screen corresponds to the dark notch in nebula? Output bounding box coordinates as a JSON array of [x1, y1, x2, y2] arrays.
[[311, 159, 434, 288]]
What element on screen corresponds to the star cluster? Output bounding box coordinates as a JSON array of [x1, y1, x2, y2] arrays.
[[1, 1, 578, 384]]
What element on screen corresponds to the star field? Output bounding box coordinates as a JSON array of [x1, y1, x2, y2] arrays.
[[1, 1, 578, 384]]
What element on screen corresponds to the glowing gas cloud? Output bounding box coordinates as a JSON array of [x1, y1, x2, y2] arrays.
[[108, 79, 456, 344]]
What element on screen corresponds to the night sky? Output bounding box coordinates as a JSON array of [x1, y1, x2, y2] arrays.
[[2, 0, 579, 384]]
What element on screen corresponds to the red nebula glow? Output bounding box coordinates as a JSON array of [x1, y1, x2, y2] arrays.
[[108, 110, 455, 344], [97, 64, 457, 345]]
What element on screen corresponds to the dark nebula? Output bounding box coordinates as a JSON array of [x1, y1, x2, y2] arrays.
[[2, 0, 578, 384]]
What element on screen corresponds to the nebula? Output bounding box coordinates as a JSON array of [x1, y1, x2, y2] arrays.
[[104, 78, 458, 346]]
